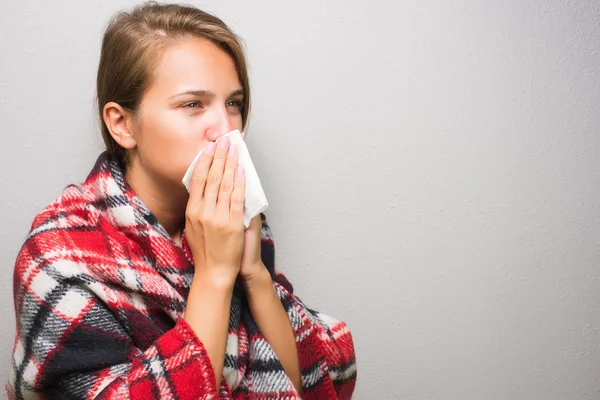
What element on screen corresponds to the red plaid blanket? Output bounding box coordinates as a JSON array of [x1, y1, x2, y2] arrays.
[[8, 153, 356, 399]]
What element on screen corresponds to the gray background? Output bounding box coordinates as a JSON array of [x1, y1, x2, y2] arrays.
[[1, 1, 599, 399]]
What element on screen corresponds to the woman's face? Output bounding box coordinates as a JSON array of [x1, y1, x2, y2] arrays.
[[130, 36, 244, 187]]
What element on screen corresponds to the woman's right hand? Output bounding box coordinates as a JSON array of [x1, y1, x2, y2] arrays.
[[185, 136, 246, 286], [183, 136, 246, 390]]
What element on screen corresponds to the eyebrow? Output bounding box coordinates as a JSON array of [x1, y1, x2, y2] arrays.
[[169, 89, 244, 99]]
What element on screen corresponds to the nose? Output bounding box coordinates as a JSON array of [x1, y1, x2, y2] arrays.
[[205, 113, 234, 142]]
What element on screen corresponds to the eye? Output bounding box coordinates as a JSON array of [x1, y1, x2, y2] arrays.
[[226, 99, 244, 111], [182, 101, 202, 109]]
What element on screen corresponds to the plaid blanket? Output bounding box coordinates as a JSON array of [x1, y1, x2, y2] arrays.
[[8, 152, 356, 399]]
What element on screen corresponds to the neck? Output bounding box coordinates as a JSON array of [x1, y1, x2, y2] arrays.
[[124, 158, 188, 245]]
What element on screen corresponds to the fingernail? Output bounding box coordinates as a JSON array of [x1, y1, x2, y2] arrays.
[[228, 145, 237, 158], [219, 137, 229, 148], [236, 165, 244, 179], [206, 142, 216, 154]]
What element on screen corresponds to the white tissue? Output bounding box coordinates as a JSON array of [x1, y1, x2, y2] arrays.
[[182, 130, 269, 228]]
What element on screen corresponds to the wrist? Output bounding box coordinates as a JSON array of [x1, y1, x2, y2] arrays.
[[241, 265, 272, 295], [192, 269, 237, 292]]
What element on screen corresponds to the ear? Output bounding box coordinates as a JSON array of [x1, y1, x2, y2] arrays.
[[102, 102, 137, 150]]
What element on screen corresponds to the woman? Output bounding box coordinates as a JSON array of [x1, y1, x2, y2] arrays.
[[8, 2, 356, 399]]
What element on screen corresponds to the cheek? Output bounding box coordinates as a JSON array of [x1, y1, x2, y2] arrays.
[[136, 110, 208, 179]]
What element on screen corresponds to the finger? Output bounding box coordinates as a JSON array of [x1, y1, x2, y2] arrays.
[[216, 144, 239, 217], [246, 215, 262, 235], [250, 215, 261, 230], [230, 165, 246, 221], [187, 141, 216, 207], [202, 137, 230, 213]]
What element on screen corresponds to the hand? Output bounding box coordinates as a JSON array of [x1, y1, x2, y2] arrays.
[[239, 215, 269, 286], [185, 137, 246, 286]]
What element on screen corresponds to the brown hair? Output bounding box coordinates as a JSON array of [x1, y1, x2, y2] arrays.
[[96, 1, 251, 166]]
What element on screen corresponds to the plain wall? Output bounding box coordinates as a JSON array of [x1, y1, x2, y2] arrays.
[[1, 1, 599, 399]]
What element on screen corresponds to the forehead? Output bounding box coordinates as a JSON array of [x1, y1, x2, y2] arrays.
[[149, 36, 241, 95]]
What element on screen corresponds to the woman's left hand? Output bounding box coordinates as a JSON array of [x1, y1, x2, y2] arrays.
[[239, 215, 268, 285]]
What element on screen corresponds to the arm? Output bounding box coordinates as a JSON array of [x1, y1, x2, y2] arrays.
[[243, 268, 303, 394], [272, 281, 357, 400], [240, 217, 357, 399], [183, 273, 234, 391]]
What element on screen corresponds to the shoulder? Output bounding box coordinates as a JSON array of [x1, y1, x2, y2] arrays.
[[15, 182, 106, 281], [24, 152, 116, 242], [25, 181, 102, 244]]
